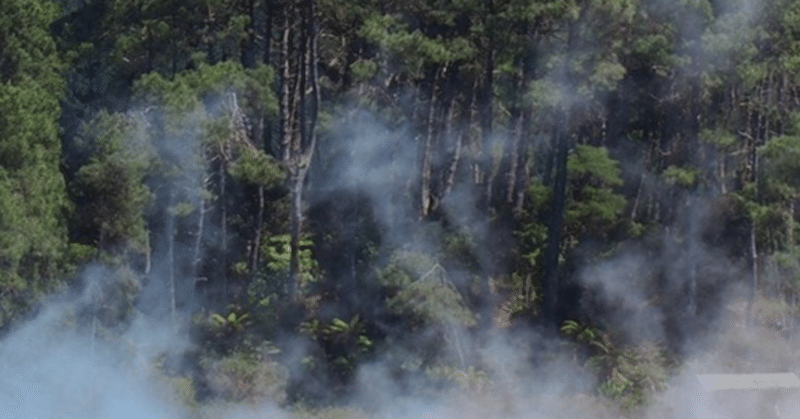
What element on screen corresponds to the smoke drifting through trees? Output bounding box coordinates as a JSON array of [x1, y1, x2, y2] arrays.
[[3, 0, 800, 417]]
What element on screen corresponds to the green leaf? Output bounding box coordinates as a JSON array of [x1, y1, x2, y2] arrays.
[[329, 318, 350, 333]]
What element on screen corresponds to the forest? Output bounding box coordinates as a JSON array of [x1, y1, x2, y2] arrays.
[[3, 0, 800, 417]]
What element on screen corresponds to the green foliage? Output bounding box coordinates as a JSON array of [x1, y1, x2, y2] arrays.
[[568, 145, 623, 188], [71, 111, 154, 254], [227, 146, 284, 187], [700, 128, 737, 150], [262, 234, 318, 290], [661, 165, 698, 187], [0, 0, 70, 327], [90, 266, 142, 330], [245, 271, 282, 320], [561, 320, 671, 410], [377, 252, 476, 327], [566, 145, 627, 238], [770, 247, 800, 292], [299, 315, 374, 379], [359, 13, 475, 79], [733, 135, 800, 253], [760, 135, 800, 196], [210, 310, 252, 333], [201, 348, 288, 404], [130, 62, 277, 199], [424, 364, 488, 391], [349, 59, 379, 82], [24, 0, 800, 412]]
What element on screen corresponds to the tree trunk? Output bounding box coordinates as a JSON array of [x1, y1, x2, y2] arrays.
[[507, 107, 524, 208], [242, 0, 257, 68], [420, 67, 440, 218], [250, 185, 264, 274], [788, 200, 794, 248], [289, 171, 304, 299], [479, 40, 494, 210], [687, 198, 698, 318], [282, 0, 319, 300], [192, 178, 207, 280], [220, 158, 228, 299], [144, 229, 151, 275], [263, 0, 273, 65], [541, 114, 570, 327], [168, 189, 177, 331], [280, 7, 291, 162], [443, 117, 463, 198], [748, 219, 758, 326]]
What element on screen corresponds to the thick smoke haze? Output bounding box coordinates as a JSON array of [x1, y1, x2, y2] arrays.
[[0, 267, 183, 418]]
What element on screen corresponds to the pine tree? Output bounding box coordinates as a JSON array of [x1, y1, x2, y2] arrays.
[[0, 0, 69, 327]]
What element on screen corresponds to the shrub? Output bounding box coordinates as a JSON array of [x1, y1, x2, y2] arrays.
[[202, 349, 288, 404], [561, 320, 672, 410]]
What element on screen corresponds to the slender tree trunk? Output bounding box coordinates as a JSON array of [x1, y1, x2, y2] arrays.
[[514, 152, 530, 216], [687, 198, 698, 318], [507, 109, 523, 206], [542, 131, 556, 187], [263, 0, 273, 65], [438, 64, 459, 204], [242, 0, 257, 68], [220, 159, 228, 299], [251, 185, 264, 274], [443, 120, 463, 198], [541, 113, 570, 327], [289, 173, 303, 299], [479, 42, 494, 210], [280, 7, 291, 162], [789, 200, 795, 248], [307, 0, 320, 142], [144, 229, 151, 275], [420, 67, 440, 218], [168, 189, 177, 331], [192, 181, 207, 280], [748, 219, 758, 326]]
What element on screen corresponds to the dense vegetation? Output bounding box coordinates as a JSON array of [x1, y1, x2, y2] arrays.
[[4, 0, 800, 415]]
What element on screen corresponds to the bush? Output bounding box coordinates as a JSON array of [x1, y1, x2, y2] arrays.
[[561, 320, 672, 410], [202, 349, 288, 404]]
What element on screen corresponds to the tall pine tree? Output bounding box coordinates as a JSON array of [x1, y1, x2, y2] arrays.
[[0, 0, 69, 327]]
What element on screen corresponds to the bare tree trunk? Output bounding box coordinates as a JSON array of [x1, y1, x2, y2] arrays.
[[748, 219, 758, 326], [284, 0, 319, 301], [443, 121, 463, 198], [289, 173, 303, 299], [507, 109, 524, 207], [788, 200, 794, 248], [192, 179, 207, 280], [220, 158, 228, 299], [436, 64, 459, 207], [250, 185, 264, 274], [280, 7, 291, 162], [168, 189, 177, 331], [514, 153, 529, 216], [144, 229, 151, 275], [688, 208, 698, 317], [420, 67, 440, 218]]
